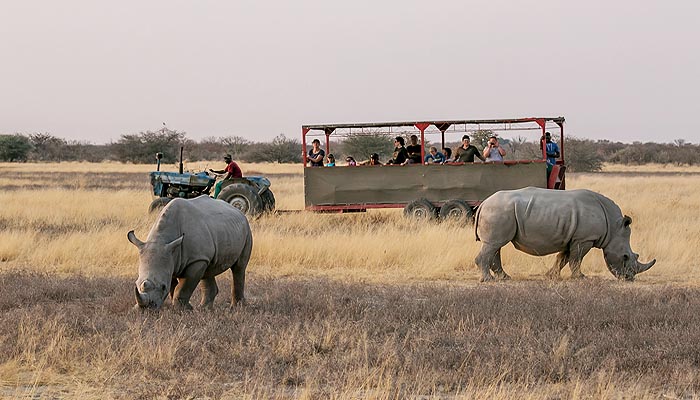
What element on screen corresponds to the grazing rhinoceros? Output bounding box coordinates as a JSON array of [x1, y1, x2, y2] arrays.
[[127, 195, 252, 309], [474, 187, 655, 282]]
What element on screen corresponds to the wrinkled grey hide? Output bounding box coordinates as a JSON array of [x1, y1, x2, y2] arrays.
[[474, 187, 655, 282], [128, 195, 252, 309]]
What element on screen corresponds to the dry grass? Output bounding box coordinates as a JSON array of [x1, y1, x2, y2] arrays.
[[1, 161, 699, 398]]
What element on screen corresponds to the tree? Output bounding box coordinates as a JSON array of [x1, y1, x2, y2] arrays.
[[0, 134, 33, 162], [113, 128, 187, 163], [28, 133, 67, 161], [565, 137, 604, 172], [241, 134, 301, 163], [469, 130, 495, 149], [220, 136, 251, 158], [340, 134, 394, 162]]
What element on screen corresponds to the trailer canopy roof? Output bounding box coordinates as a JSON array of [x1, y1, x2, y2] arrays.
[[303, 117, 565, 133]]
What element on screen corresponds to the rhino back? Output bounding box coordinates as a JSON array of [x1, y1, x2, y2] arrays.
[[147, 196, 251, 276]]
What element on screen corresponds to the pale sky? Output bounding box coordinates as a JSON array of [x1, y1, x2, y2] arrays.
[[1, 0, 698, 144]]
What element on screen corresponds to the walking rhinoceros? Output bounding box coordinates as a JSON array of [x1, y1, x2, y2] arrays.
[[127, 195, 252, 309], [474, 187, 655, 282]]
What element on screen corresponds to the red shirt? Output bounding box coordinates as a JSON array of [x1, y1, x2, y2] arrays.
[[226, 161, 243, 178]]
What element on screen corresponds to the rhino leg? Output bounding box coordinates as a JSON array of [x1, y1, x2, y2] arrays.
[[475, 243, 504, 282], [230, 232, 252, 306], [173, 261, 208, 310], [568, 241, 594, 279], [230, 261, 247, 305], [200, 276, 219, 308], [490, 249, 510, 280], [546, 251, 569, 279]]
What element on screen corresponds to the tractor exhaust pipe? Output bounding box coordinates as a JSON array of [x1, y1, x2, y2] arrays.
[[155, 152, 163, 171], [179, 147, 184, 174]]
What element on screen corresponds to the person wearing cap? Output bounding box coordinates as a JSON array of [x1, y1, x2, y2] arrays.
[[386, 137, 408, 165], [307, 139, 325, 167], [541, 132, 560, 177], [454, 135, 485, 163], [325, 154, 336, 167], [210, 154, 243, 198], [345, 156, 357, 166], [358, 153, 382, 166]]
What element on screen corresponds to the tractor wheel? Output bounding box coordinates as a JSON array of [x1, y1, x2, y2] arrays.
[[149, 197, 173, 213], [439, 199, 474, 224], [403, 198, 437, 221], [218, 184, 264, 217], [261, 189, 276, 213]]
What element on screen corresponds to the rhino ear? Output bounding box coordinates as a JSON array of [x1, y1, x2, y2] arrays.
[[622, 215, 632, 227], [165, 234, 184, 252], [127, 230, 145, 250]]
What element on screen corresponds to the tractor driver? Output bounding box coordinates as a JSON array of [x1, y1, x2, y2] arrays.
[[209, 154, 243, 199]]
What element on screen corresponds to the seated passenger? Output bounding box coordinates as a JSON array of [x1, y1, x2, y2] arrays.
[[386, 137, 408, 165], [358, 153, 382, 166], [483, 136, 506, 162], [442, 147, 453, 163], [424, 146, 445, 164], [345, 156, 357, 166], [325, 154, 336, 167], [454, 135, 485, 163], [405, 134, 422, 164]]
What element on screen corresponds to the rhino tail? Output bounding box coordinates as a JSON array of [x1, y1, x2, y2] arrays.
[[474, 205, 481, 242]]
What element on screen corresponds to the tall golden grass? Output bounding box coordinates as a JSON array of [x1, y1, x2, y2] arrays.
[[0, 162, 696, 284]]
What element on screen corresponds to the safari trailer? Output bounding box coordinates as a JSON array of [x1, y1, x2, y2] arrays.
[[301, 117, 567, 221]]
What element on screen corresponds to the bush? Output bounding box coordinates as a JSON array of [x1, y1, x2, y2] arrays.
[[0, 134, 33, 162], [564, 137, 604, 172]]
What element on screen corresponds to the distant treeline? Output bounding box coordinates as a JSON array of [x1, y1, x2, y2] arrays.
[[0, 129, 698, 172]]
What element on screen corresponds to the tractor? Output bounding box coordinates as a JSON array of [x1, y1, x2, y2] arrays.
[[148, 148, 275, 217]]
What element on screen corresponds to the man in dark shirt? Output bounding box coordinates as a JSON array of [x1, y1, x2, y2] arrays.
[[210, 154, 243, 198], [386, 136, 408, 165], [405, 134, 422, 164], [454, 135, 485, 163]]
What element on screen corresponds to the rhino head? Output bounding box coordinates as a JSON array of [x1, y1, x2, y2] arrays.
[[127, 230, 184, 309], [602, 215, 656, 281]]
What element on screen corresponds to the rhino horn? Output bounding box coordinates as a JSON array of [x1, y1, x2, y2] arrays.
[[127, 230, 145, 249], [635, 258, 656, 274], [134, 286, 148, 308]]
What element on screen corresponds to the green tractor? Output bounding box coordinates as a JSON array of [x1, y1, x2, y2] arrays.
[[148, 149, 275, 217]]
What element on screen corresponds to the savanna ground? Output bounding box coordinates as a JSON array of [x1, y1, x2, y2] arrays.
[[0, 161, 699, 399]]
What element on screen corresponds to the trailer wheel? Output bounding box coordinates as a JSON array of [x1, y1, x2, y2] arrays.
[[403, 198, 437, 221], [148, 197, 173, 213], [219, 184, 264, 217], [439, 199, 474, 224], [261, 189, 276, 213]]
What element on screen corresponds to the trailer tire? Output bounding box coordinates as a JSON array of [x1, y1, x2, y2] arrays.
[[403, 198, 437, 221], [439, 199, 474, 224], [148, 197, 173, 213], [261, 189, 276, 213], [219, 184, 264, 217]]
